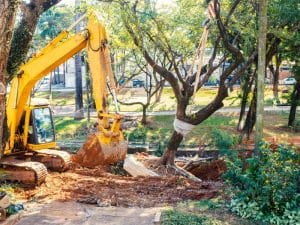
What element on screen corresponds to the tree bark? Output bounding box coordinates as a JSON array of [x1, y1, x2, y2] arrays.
[[74, 0, 84, 120], [7, 0, 62, 78], [269, 54, 281, 100], [160, 131, 183, 166], [141, 104, 148, 125], [0, 0, 20, 156], [242, 85, 257, 139], [288, 80, 300, 127], [237, 69, 255, 131], [255, 0, 268, 154], [273, 55, 280, 100]]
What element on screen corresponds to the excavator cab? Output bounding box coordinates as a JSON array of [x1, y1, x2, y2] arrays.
[[28, 107, 55, 145], [15, 102, 56, 151]]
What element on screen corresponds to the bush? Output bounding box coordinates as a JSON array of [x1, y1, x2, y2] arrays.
[[211, 129, 238, 150], [126, 125, 148, 142], [223, 143, 300, 224], [161, 210, 212, 225]]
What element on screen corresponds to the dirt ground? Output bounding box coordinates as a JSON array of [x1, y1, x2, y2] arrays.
[[13, 164, 222, 208], [12, 201, 164, 225]]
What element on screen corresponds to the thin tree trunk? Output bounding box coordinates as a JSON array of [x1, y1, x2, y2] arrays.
[[272, 54, 281, 100], [85, 60, 91, 124], [288, 81, 300, 127], [74, 0, 84, 120], [237, 69, 255, 131], [155, 80, 165, 103], [242, 86, 257, 139], [141, 104, 148, 125]]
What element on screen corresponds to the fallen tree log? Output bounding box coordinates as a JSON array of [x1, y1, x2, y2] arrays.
[[123, 155, 159, 177]]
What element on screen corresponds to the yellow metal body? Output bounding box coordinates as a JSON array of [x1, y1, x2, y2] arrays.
[[5, 12, 124, 155]]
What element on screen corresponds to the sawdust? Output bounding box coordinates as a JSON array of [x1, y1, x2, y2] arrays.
[[13, 163, 222, 207]]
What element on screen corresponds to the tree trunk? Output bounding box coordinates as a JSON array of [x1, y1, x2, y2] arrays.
[[160, 131, 183, 166], [74, 54, 84, 120], [155, 80, 165, 103], [288, 80, 300, 127], [74, 0, 84, 120], [255, 0, 268, 153], [272, 54, 281, 100], [141, 105, 148, 125], [242, 86, 257, 139], [0, 0, 20, 156], [237, 69, 255, 131]]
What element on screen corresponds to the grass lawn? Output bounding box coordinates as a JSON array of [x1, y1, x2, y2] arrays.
[[53, 111, 299, 148], [34, 85, 293, 112], [161, 199, 255, 225]]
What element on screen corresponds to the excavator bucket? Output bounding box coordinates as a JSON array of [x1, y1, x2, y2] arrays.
[[72, 134, 127, 168], [71, 12, 128, 168]]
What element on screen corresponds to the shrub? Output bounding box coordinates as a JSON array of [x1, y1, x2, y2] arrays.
[[126, 125, 148, 142], [161, 210, 211, 225], [211, 129, 238, 150], [223, 143, 300, 224]]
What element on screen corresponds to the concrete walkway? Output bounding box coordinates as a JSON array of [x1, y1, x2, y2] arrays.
[[11, 201, 163, 225], [52, 105, 292, 117]]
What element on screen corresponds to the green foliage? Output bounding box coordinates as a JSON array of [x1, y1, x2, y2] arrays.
[[195, 199, 223, 210], [126, 124, 148, 142], [223, 143, 300, 224], [161, 210, 212, 225], [32, 6, 74, 50], [0, 183, 17, 202], [54, 117, 89, 140], [293, 120, 300, 132], [211, 129, 238, 150]]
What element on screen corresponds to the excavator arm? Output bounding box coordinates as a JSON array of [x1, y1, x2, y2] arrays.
[[7, 30, 87, 151]]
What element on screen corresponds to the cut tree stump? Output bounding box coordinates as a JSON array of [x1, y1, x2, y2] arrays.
[[123, 155, 159, 177]]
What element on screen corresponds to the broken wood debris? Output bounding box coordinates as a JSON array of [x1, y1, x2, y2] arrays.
[[123, 154, 159, 177]]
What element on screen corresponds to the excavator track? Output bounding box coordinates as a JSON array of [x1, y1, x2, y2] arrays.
[[0, 157, 47, 186], [31, 149, 72, 172]]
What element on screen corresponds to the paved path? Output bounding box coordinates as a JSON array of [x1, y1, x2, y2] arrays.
[[11, 201, 162, 225], [52, 105, 291, 117]]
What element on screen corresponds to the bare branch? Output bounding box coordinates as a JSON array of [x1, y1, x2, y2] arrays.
[[214, 0, 243, 59]]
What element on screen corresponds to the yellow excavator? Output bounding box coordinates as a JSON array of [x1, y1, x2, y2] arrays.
[[2, 12, 127, 185]]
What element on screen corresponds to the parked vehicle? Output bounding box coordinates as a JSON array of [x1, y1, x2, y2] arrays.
[[132, 79, 145, 87], [283, 77, 296, 85]]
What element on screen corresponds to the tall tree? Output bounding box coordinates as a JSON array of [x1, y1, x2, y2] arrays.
[[74, 0, 84, 120], [0, 0, 20, 155], [118, 0, 257, 165], [288, 64, 300, 127], [255, 0, 268, 152]]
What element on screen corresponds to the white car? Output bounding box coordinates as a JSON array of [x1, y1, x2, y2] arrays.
[[283, 77, 296, 85]]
